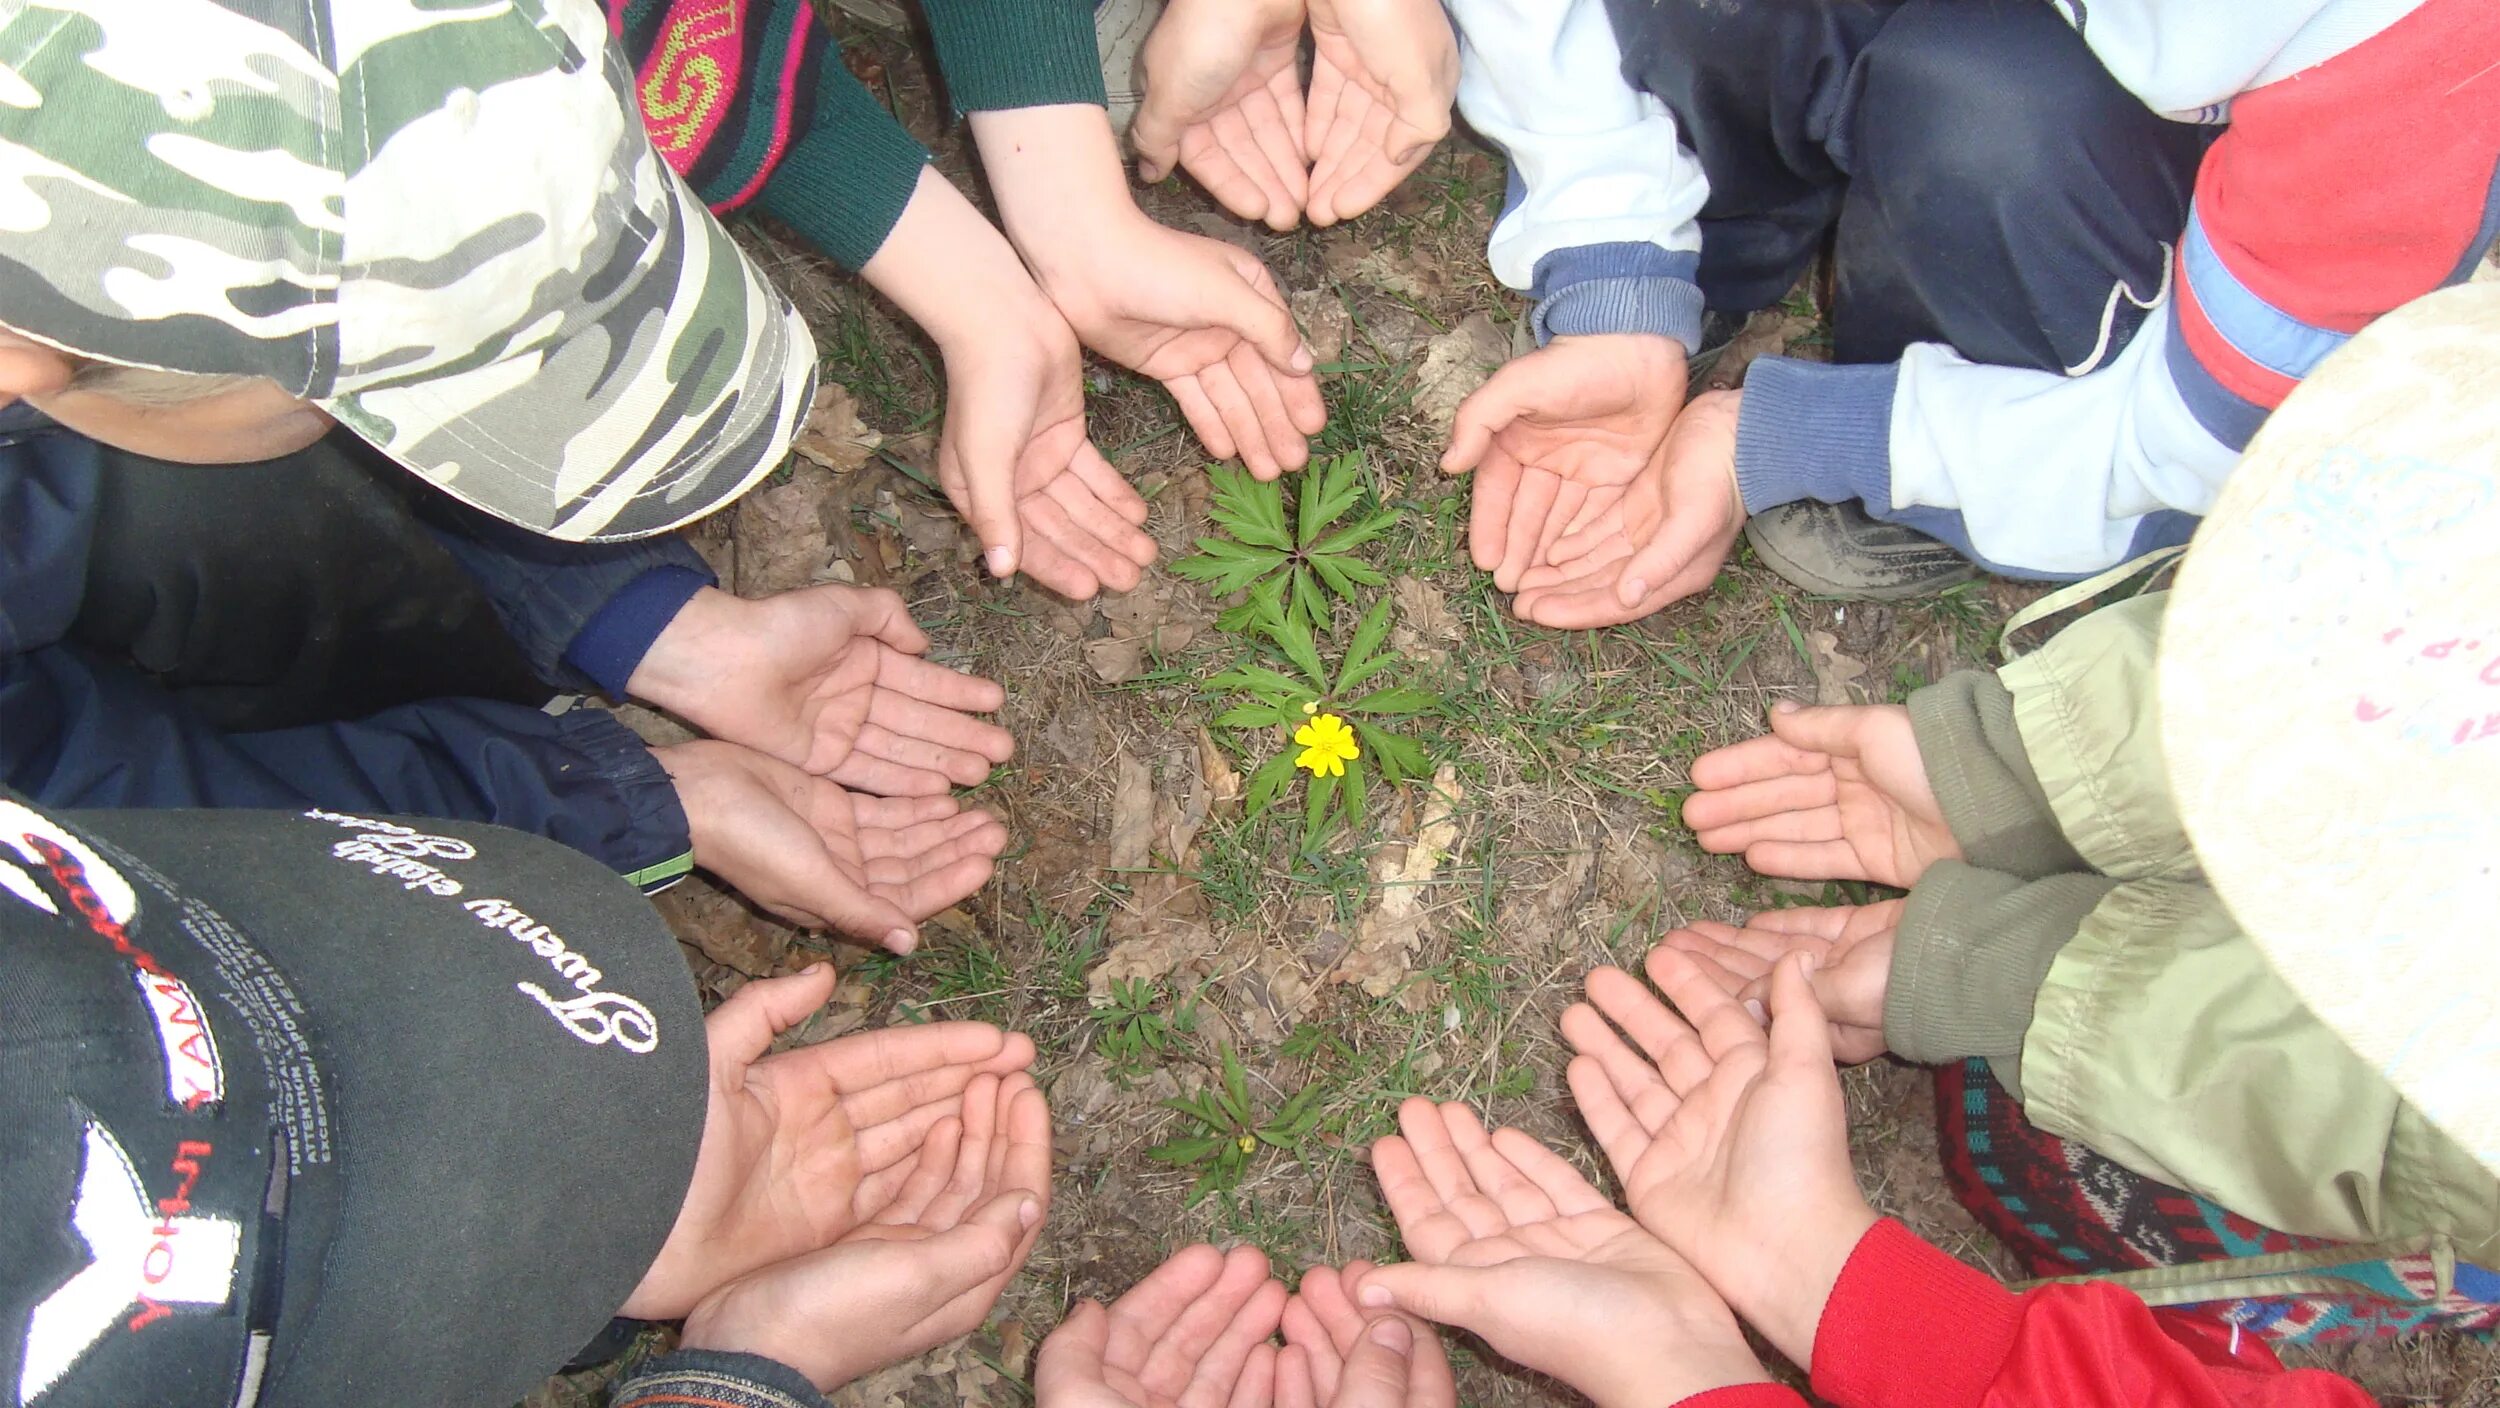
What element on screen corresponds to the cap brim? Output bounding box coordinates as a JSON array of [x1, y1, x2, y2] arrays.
[[63, 807, 707, 1408]]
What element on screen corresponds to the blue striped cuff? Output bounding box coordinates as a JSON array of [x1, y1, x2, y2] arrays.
[[1733, 357, 1898, 514], [1529, 243, 1705, 351]]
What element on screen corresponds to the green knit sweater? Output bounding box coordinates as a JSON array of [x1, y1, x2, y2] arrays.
[[611, 0, 1106, 270]]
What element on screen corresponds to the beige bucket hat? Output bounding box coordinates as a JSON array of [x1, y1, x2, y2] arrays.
[[2161, 279, 2500, 1174]]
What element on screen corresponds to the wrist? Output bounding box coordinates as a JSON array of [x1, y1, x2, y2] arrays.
[[1739, 1199, 1879, 1368], [968, 104, 1142, 276], [626, 586, 743, 718], [862, 167, 1061, 348]]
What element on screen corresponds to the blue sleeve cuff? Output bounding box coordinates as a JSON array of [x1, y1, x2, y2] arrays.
[[424, 515, 717, 693], [611, 1349, 832, 1408], [564, 567, 713, 700], [1734, 357, 1900, 514], [1530, 243, 1706, 351]]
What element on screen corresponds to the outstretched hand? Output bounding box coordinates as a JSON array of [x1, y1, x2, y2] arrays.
[[633, 585, 1016, 794], [1035, 1244, 1289, 1408], [1509, 389, 1746, 629], [1442, 335, 1688, 596], [1133, 0, 1310, 230], [658, 739, 1006, 951], [1302, 0, 1458, 227], [1357, 1099, 1770, 1408], [1660, 903, 1901, 1065], [624, 968, 1038, 1319], [1684, 700, 1957, 887], [1282, 1264, 1455, 1408], [676, 1068, 1052, 1389], [1561, 950, 1878, 1367]]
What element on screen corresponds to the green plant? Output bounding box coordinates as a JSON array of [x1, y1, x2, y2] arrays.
[[1209, 593, 1440, 846], [1173, 453, 1394, 635], [1095, 977, 1193, 1076], [1148, 1043, 1330, 1205]]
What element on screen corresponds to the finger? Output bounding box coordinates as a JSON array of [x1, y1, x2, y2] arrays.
[[1277, 1343, 1319, 1408], [1558, 1001, 1683, 1137], [1237, 87, 1310, 223], [1742, 840, 1878, 883], [1291, 1264, 1364, 1365], [1177, 125, 1277, 227], [1616, 502, 1722, 609], [864, 683, 1017, 764], [877, 649, 1010, 721], [1565, 1052, 1654, 1179], [851, 1098, 962, 1189], [1533, 479, 1589, 571], [1330, 1315, 1423, 1408], [1106, 1245, 1231, 1369], [1682, 771, 1840, 837], [873, 1113, 963, 1225], [1494, 468, 1561, 593], [1022, 489, 1151, 596], [1141, 1246, 1275, 1397], [915, 1186, 1036, 1307], [703, 964, 840, 1066], [1166, 370, 1240, 462], [847, 791, 966, 830], [1466, 448, 1521, 574], [1485, 1126, 1611, 1216], [1036, 1299, 1114, 1402], [1667, 943, 1761, 1008], [1196, 357, 1280, 480], [825, 751, 954, 799], [1396, 1100, 1507, 1241], [1647, 948, 1774, 1065], [1583, 965, 1716, 1095], [1016, 531, 1106, 603], [1442, 1104, 1558, 1228], [1225, 339, 1312, 475], [1229, 1342, 1280, 1408], [1767, 951, 1841, 1074], [1065, 440, 1156, 531], [1208, 246, 1315, 375], [918, 1071, 1002, 1227], [1518, 565, 1677, 630], [1345, 1264, 1489, 1343], [853, 716, 1003, 789], [1042, 457, 1157, 570], [1209, 105, 1294, 229], [821, 1019, 1013, 1095], [1660, 931, 1776, 986], [1738, 906, 1860, 941], [1368, 1133, 1461, 1265], [946, 415, 1027, 583], [1177, 1277, 1290, 1408], [1687, 731, 1838, 794]]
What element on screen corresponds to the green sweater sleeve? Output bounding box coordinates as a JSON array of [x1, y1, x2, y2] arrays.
[[1883, 861, 2117, 1098], [919, 0, 1108, 112], [1906, 670, 2088, 878], [753, 58, 931, 272]]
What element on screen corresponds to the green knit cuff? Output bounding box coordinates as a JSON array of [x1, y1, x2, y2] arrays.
[[1884, 862, 2117, 1091], [1908, 671, 2088, 879], [920, 0, 1108, 113], [751, 63, 931, 270]]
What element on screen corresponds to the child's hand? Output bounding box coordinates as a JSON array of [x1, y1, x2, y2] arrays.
[[625, 969, 1037, 1317], [1133, 0, 1311, 230], [678, 1070, 1051, 1390], [629, 584, 1015, 795], [1354, 1099, 1770, 1408], [861, 169, 1156, 599], [1442, 334, 1687, 595], [973, 105, 1327, 481], [1033, 1245, 1288, 1408], [1303, 0, 1458, 226], [656, 740, 1007, 950], [1660, 903, 1901, 1065], [1683, 701, 1958, 887], [1283, 1263, 1456, 1408], [1562, 951, 1878, 1368], [1507, 389, 1746, 630]]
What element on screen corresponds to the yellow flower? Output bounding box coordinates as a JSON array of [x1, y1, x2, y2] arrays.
[[1293, 712, 1359, 779], [1236, 1134, 1258, 1155]]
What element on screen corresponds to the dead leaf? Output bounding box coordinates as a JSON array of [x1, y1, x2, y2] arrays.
[[732, 460, 838, 596], [1389, 576, 1458, 666], [655, 883, 792, 978], [1291, 287, 1353, 366], [1197, 727, 1243, 814], [1107, 754, 1155, 872], [1339, 765, 1464, 1003], [790, 382, 883, 474], [1807, 628, 1869, 706], [1084, 636, 1149, 684], [1495, 848, 1594, 953], [1411, 313, 1511, 437], [1598, 831, 1696, 910]]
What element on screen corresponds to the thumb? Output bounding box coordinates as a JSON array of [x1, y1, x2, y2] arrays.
[[705, 963, 839, 1064], [1350, 1263, 1495, 1338], [942, 388, 1028, 580], [1766, 953, 1840, 1072], [1765, 700, 1867, 760], [834, 586, 931, 657], [1207, 247, 1316, 374], [1034, 1300, 1112, 1398], [1330, 1315, 1421, 1408], [803, 870, 921, 956], [925, 1190, 1037, 1290], [1131, 94, 1186, 184], [1614, 503, 1715, 610]]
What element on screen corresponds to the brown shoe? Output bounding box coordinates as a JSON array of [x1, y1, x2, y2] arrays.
[[1743, 499, 1979, 600]]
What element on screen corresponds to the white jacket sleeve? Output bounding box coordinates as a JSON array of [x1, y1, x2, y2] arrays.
[[1448, 0, 1712, 348]]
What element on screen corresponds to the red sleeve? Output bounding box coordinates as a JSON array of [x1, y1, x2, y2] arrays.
[[2166, 0, 2500, 448], [1809, 1220, 2381, 1408], [1671, 1386, 1809, 1408]]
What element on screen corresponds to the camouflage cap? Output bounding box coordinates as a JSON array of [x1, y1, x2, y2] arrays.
[[0, 0, 816, 541]]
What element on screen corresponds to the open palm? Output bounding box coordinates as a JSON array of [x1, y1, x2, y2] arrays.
[[1683, 702, 1958, 887], [939, 340, 1157, 602]]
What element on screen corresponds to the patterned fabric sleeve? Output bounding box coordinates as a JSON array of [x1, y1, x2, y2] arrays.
[[610, 1349, 835, 1408]]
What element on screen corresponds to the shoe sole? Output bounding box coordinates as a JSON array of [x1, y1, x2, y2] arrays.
[[1742, 517, 1980, 602]]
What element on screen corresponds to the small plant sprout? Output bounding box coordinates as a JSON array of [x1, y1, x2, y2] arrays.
[[1172, 452, 1394, 635], [1210, 592, 1441, 847], [1146, 1042, 1330, 1205]]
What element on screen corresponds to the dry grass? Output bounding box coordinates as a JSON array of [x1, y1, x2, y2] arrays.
[[527, 22, 2497, 1408]]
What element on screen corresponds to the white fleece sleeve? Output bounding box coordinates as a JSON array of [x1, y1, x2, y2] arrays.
[[1447, 0, 1708, 289], [1887, 313, 2240, 573]]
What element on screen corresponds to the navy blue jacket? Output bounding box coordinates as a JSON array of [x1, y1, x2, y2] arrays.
[[0, 412, 714, 887]]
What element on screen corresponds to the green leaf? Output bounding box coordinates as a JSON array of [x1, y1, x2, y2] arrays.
[[1307, 553, 1360, 602], [1214, 700, 1294, 729], [1220, 1043, 1251, 1124], [1310, 508, 1398, 557], [1290, 568, 1333, 637], [1341, 755, 1368, 826], [1303, 770, 1339, 848], [1298, 452, 1367, 542], [1148, 1134, 1224, 1165], [1209, 664, 1309, 700], [1318, 553, 1389, 589], [1345, 684, 1439, 716], [1244, 750, 1299, 817], [1210, 464, 1290, 547], [1275, 611, 1328, 690], [1336, 600, 1393, 694], [1355, 722, 1428, 783], [1336, 649, 1400, 696]]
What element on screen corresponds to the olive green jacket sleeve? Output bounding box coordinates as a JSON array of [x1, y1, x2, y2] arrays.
[[1890, 592, 2500, 1264]]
